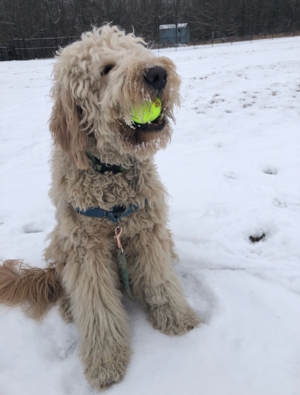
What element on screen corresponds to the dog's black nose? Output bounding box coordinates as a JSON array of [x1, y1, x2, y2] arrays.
[[144, 66, 168, 90]]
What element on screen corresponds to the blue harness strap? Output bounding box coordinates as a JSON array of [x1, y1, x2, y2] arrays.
[[75, 202, 142, 303], [75, 203, 139, 224]]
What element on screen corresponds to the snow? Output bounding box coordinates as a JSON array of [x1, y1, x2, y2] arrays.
[[159, 23, 188, 29], [1, 37, 300, 394]]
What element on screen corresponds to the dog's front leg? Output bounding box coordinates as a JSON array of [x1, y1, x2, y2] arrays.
[[127, 228, 201, 335], [62, 250, 130, 390]]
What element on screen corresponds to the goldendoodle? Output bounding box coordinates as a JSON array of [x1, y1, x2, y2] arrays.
[[0, 25, 200, 390]]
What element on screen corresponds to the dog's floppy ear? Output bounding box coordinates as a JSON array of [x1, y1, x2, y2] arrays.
[[49, 86, 88, 170]]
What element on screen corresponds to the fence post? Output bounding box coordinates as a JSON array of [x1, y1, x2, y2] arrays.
[[41, 34, 46, 58], [16, 39, 22, 60], [22, 38, 28, 60], [12, 39, 17, 60]]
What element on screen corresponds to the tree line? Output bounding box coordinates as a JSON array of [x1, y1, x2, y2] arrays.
[[1, 0, 300, 47]]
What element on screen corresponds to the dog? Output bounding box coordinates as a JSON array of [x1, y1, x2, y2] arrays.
[[0, 25, 200, 390]]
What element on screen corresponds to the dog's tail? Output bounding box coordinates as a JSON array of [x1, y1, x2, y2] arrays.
[[0, 259, 62, 320]]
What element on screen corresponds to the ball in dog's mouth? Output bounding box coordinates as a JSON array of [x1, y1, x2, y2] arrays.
[[131, 97, 162, 124], [130, 97, 165, 132], [119, 107, 169, 148], [131, 114, 166, 132]]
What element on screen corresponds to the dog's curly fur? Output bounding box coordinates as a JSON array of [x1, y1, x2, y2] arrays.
[[0, 25, 200, 390]]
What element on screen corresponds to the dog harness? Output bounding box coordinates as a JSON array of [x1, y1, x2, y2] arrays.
[[74, 152, 139, 302], [75, 152, 139, 223], [75, 203, 139, 224]]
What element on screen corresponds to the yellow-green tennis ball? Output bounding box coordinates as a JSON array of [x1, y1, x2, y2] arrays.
[[131, 97, 162, 124]]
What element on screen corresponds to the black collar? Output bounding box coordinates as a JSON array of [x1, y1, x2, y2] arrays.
[[86, 152, 128, 174]]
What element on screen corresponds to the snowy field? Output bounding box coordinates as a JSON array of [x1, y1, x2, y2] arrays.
[[1, 37, 300, 395]]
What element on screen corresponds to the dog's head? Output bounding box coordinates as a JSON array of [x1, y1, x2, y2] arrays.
[[50, 25, 181, 168]]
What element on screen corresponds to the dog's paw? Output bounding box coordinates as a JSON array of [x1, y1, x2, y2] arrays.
[[149, 304, 201, 336], [84, 345, 131, 390]]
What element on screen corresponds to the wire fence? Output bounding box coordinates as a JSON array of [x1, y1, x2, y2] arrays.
[[1, 36, 79, 61], [153, 29, 300, 50], [1, 30, 299, 61]]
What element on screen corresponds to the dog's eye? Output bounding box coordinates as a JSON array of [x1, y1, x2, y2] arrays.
[[102, 65, 114, 75]]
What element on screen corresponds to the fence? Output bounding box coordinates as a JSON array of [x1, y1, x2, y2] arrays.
[[1, 30, 300, 61], [1, 36, 79, 61], [0, 47, 10, 61], [153, 29, 300, 50]]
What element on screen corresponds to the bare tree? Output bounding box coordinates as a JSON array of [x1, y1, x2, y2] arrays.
[[1, 0, 300, 57]]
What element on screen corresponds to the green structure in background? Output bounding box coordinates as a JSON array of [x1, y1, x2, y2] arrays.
[[159, 23, 190, 45]]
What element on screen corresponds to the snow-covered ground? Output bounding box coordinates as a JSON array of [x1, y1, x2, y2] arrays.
[[1, 37, 300, 395]]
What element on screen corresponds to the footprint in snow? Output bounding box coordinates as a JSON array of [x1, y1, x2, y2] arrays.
[[222, 170, 238, 182], [179, 270, 216, 323], [249, 233, 266, 243], [0, 213, 10, 226], [215, 142, 224, 148], [273, 198, 287, 208], [23, 223, 44, 234], [263, 166, 278, 175]]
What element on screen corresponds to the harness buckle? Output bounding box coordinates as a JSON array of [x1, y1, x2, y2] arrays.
[[114, 225, 123, 253]]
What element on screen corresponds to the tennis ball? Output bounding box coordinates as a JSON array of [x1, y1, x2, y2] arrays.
[[131, 97, 162, 124]]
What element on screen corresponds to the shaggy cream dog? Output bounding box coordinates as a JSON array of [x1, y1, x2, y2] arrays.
[[0, 25, 200, 390]]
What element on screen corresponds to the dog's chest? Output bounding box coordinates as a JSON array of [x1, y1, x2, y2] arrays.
[[100, 171, 139, 203], [64, 161, 158, 211]]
